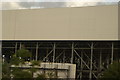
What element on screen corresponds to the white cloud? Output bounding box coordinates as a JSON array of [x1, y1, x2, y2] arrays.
[[2, 2, 25, 10], [65, 0, 119, 7], [1, 0, 120, 2], [65, 1, 102, 7], [1, 0, 39, 2], [1, 0, 119, 10]]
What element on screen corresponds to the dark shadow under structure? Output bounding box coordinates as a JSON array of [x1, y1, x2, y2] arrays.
[[2, 41, 120, 79]]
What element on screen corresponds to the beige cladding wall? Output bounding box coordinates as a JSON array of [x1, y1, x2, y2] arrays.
[[2, 5, 118, 40]]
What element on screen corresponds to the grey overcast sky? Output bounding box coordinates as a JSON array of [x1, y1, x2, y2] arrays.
[[1, 0, 120, 10]]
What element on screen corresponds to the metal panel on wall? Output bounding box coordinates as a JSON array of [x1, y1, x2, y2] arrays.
[[2, 5, 118, 40]]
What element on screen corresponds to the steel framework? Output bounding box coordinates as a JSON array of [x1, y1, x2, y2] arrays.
[[2, 41, 120, 79]]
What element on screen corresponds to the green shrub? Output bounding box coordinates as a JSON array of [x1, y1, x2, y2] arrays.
[[99, 61, 120, 80], [12, 69, 32, 78], [16, 48, 32, 59], [36, 74, 46, 80], [10, 57, 24, 65], [30, 60, 41, 66]]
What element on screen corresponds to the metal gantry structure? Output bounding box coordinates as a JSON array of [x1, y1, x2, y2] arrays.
[[2, 41, 120, 79]]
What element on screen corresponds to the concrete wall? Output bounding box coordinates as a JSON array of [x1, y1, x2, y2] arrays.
[[11, 62, 76, 78], [2, 5, 118, 40]]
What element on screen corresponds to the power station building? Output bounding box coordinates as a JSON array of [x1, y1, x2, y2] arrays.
[[1, 4, 120, 79]]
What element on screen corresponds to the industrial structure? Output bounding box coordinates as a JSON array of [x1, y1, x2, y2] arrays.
[[2, 41, 120, 79], [1, 4, 120, 79]]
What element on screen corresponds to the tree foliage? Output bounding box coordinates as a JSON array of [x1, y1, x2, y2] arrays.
[[16, 48, 32, 60], [2, 62, 11, 79], [2, 48, 47, 79], [30, 60, 41, 66], [10, 57, 24, 65], [99, 61, 120, 80], [36, 74, 46, 80], [12, 68, 32, 78]]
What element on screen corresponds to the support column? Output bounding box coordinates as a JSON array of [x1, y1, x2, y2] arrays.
[[35, 42, 39, 61], [111, 42, 114, 64], [89, 42, 93, 80], [63, 50, 65, 63], [71, 42, 74, 64], [15, 42, 17, 53], [46, 49, 48, 62], [0, 42, 2, 63], [80, 51, 83, 80], [19, 42, 22, 49], [53, 43, 56, 63], [99, 50, 102, 71]]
